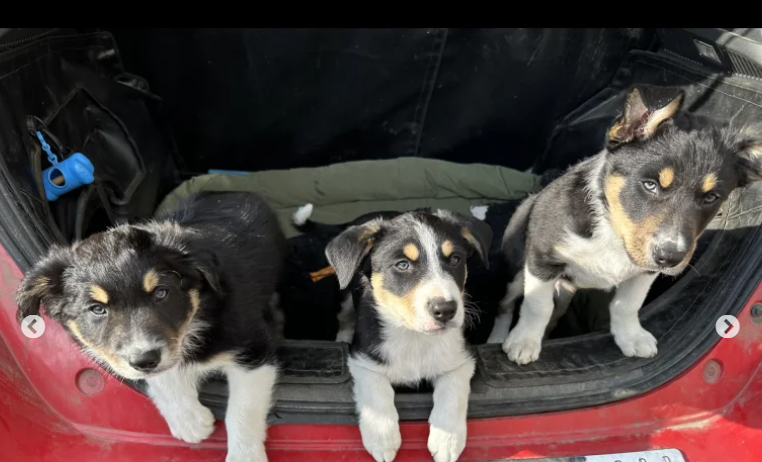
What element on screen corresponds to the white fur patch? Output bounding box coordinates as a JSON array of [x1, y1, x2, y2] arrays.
[[410, 220, 465, 332], [428, 360, 474, 462], [292, 203, 314, 226], [336, 293, 356, 343], [556, 225, 642, 289], [501, 269, 556, 364], [349, 358, 401, 462], [375, 325, 472, 385], [145, 363, 217, 444], [224, 364, 277, 462], [469, 205, 488, 221], [145, 355, 277, 462], [609, 272, 659, 358]]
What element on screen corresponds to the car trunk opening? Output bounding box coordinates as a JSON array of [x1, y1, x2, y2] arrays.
[[2, 28, 762, 425]]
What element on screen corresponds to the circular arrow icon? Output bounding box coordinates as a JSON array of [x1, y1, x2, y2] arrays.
[[21, 315, 46, 339], [716, 315, 740, 339]]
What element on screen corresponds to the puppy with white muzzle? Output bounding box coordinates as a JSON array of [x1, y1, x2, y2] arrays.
[[325, 210, 492, 462], [487, 85, 762, 365], [15, 191, 286, 462]]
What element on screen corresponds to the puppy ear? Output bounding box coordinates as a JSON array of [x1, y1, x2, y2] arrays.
[[732, 126, 762, 186], [15, 246, 73, 323], [435, 210, 493, 268], [132, 223, 221, 294], [607, 85, 685, 149], [325, 219, 383, 290], [125, 226, 154, 251], [175, 246, 222, 294]]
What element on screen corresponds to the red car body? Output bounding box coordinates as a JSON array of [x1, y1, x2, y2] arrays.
[[2, 244, 762, 462]]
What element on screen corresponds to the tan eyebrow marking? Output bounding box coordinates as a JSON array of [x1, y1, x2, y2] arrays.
[[403, 244, 419, 261], [143, 269, 160, 293], [89, 285, 109, 304], [702, 173, 717, 193], [659, 167, 674, 188], [441, 240, 454, 258]]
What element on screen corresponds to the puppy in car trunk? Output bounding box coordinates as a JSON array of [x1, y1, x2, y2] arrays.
[[15, 191, 286, 462], [487, 85, 762, 365], [325, 209, 492, 462]]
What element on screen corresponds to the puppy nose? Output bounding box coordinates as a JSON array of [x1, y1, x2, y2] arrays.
[[428, 298, 457, 324], [653, 245, 687, 268], [128, 349, 161, 372]]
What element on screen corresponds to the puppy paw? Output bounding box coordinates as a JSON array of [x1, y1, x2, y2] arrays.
[[335, 328, 354, 344], [428, 424, 466, 462], [502, 332, 542, 365], [360, 420, 401, 462], [614, 328, 658, 358], [164, 403, 216, 444]]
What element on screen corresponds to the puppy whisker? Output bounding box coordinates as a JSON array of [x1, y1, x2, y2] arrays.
[[462, 296, 482, 330], [687, 262, 702, 277]]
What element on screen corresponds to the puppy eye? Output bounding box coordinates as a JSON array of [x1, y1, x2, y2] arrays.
[[154, 287, 169, 300], [448, 255, 462, 266], [89, 304, 107, 316], [642, 180, 658, 193], [395, 260, 410, 271], [704, 192, 720, 205]]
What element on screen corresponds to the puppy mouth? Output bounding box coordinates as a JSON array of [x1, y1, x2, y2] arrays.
[[658, 262, 691, 277], [631, 250, 693, 276], [421, 319, 461, 333], [647, 253, 694, 276], [423, 325, 448, 334]]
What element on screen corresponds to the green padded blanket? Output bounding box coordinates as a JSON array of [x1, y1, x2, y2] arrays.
[[156, 157, 541, 238]]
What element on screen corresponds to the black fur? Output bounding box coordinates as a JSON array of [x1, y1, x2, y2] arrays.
[[15, 191, 286, 377], [351, 279, 386, 363]]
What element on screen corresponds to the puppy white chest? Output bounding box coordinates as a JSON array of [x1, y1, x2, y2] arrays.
[[557, 227, 643, 290], [373, 326, 471, 385]]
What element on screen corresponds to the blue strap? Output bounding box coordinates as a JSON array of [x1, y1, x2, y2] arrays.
[[35, 131, 59, 165]]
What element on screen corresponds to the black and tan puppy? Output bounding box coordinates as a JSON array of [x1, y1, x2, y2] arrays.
[[15, 191, 286, 462], [487, 85, 762, 365], [292, 205, 429, 342], [291, 204, 490, 343], [325, 210, 491, 462]]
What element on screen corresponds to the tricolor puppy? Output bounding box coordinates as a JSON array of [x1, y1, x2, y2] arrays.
[[487, 84, 762, 365], [292, 204, 489, 344], [292, 205, 426, 343], [325, 210, 492, 462], [15, 191, 286, 462]]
